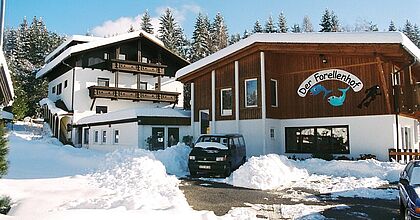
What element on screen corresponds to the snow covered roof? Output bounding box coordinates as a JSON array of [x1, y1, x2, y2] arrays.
[[44, 35, 101, 63], [36, 31, 168, 79], [76, 107, 191, 125], [39, 98, 68, 115], [176, 32, 420, 80], [0, 51, 14, 103]]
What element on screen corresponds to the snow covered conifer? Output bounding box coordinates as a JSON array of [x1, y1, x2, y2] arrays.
[[278, 12, 288, 33], [264, 16, 276, 33], [158, 8, 184, 56], [140, 10, 154, 34], [190, 13, 211, 62], [302, 15, 314, 32], [402, 20, 420, 47], [331, 11, 340, 32], [229, 33, 241, 45], [253, 20, 263, 33], [242, 29, 250, 39], [320, 8, 332, 32], [291, 24, 301, 33], [388, 20, 397, 31], [210, 12, 228, 53]]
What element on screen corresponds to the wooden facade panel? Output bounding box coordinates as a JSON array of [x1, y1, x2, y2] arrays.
[[193, 73, 212, 122], [239, 52, 262, 120], [215, 62, 235, 121], [265, 52, 395, 119]]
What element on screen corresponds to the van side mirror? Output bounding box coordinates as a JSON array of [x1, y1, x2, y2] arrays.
[[400, 178, 409, 185]]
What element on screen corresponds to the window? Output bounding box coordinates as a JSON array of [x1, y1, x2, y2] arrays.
[[52, 86, 56, 94], [285, 125, 349, 154], [102, 131, 107, 144], [97, 78, 110, 87], [139, 82, 147, 90], [270, 79, 278, 107], [83, 128, 89, 145], [114, 130, 119, 144], [94, 130, 99, 143], [270, 128, 275, 139], [96, 106, 108, 114], [245, 78, 258, 107], [104, 53, 109, 60], [141, 57, 149, 63], [118, 54, 126, 60], [64, 80, 68, 88], [221, 88, 233, 116], [57, 83, 62, 95]]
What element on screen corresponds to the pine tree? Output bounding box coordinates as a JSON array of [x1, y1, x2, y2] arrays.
[[331, 11, 340, 32], [158, 8, 184, 56], [128, 25, 135, 33], [140, 10, 154, 34], [320, 8, 332, 32], [0, 122, 7, 177], [210, 12, 228, 53], [402, 20, 418, 45], [242, 29, 250, 39], [264, 16, 276, 33], [388, 20, 397, 31], [229, 33, 241, 45], [302, 15, 314, 32], [190, 13, 211, 62], [278, 12, 288, 33], [253, 20, 263, 33], [413, 24, 420, 47], [291, 24, 301, 33]]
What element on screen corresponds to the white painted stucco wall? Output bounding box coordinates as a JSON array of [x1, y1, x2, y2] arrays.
[[84, 122, 139, 151], [48, 69, 73, 110]]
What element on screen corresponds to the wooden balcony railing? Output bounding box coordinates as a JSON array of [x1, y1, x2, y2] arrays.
[[389, 148, 420, 163], [109, 59, 167, 76], [88, 86, 179, 104], [394, 84, 420, 113]]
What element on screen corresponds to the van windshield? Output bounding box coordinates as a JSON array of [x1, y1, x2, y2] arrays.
[[196, 136, 229, 146], [411, 167, 420, 185]]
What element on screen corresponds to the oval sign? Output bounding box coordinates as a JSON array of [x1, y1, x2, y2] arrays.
[[297, 69, 363, 97]]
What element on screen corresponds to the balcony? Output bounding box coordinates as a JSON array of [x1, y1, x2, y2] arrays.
[[109, 59, 167, 76], [88, 86, 179, 104], [394, 83, 420, 114]]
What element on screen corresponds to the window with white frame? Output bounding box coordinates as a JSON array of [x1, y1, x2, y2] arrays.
[[57, 83, 62, 95], [245, 78, 258, 107], [94, 130, 99, 143], [97, 78, 109, 87], [114, 130, 119, 144], [104, 53, 109, 60], [270, 128, 275, 139], [221, 88, 233, 116], [83, 128, 89, 145], [270, 79, 278, 107], [118, 53, 126, 60], [102, 131, 107, 144]]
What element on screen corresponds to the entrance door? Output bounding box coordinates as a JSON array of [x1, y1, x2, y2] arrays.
[[199, 110, 210, 134], [168, 128, 179, 147], [152, 127, 165, 150]]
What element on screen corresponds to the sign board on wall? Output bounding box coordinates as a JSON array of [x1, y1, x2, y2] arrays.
[[297, 69, 364, 107]]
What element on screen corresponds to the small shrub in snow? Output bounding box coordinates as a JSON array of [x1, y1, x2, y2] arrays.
[[358, 154, 377, 160], [311, 152, 334, 161], [0, 196, 11, 215]]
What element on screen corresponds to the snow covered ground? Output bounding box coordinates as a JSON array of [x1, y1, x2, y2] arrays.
[[0, 122, 405, 219]]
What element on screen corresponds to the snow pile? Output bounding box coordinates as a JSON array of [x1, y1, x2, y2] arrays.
[[99, 144, 191, 177], [72, 156, 189, 211], [230, 154, 309, 190], [295, 158, 404, 182], [39, 98, 68, 115]]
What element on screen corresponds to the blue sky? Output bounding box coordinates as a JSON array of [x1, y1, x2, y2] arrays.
[[5, 0, 420, 37]]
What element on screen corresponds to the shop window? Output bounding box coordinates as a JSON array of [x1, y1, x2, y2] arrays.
[[245, 78, 258, 107], [94, 130, 99, 143], [96, 106, 108, 114], [57, 83, 62, 95], [285, 125, 349, 154], [102, 131, 107, 144], [114, 130, 119, 144], [221, 88, 233, 116], [97, 78, 109, 87], [270, 79, 278, 107]]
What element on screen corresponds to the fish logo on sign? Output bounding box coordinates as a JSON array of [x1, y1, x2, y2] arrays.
[[298, 69, 363, 107]]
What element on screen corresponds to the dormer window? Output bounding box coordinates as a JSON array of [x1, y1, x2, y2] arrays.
[[118, 54, 126, 60]]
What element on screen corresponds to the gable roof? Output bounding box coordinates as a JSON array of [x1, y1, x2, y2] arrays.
[[36, 31, 188, 79], [44, 35, 101, 63], [176, 32, 420, 81]]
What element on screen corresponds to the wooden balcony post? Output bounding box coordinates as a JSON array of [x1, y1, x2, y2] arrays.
[[157, 76, 161, 91], [137, 74, 141, 90]]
